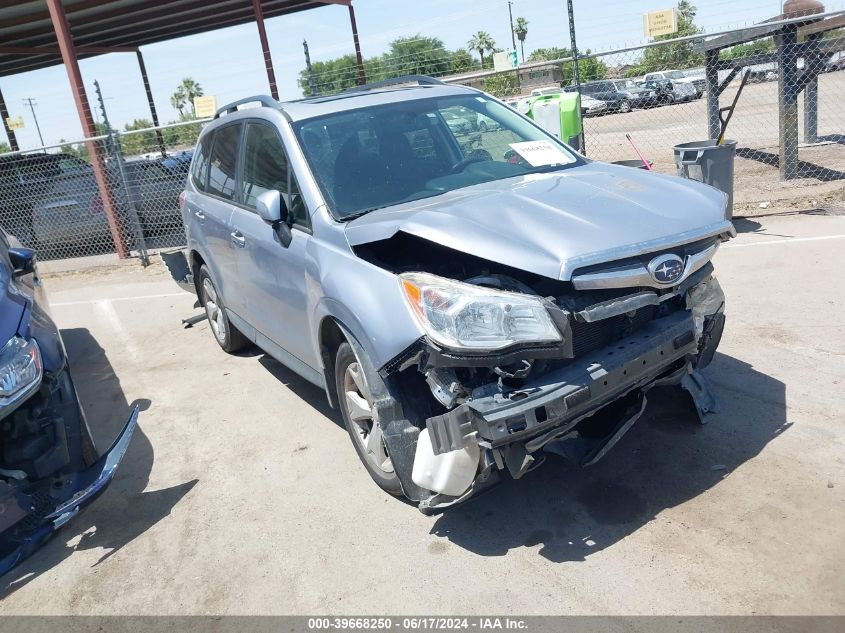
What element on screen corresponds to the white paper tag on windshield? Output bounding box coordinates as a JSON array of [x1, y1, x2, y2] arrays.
[[509, 140, 574, 167]]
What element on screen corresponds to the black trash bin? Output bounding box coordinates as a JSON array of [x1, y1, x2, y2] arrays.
[[673, 139, 737, 218]]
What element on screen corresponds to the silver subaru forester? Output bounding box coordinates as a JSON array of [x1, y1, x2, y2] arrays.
[[171, 77, 732, 511]]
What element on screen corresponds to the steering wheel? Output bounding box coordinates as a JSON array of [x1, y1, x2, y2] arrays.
[[449, 149, 492, 174]]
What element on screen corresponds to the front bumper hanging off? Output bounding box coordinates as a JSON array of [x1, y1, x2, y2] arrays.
[[416, 310, 722, 510], [0, 405, 138, 576]]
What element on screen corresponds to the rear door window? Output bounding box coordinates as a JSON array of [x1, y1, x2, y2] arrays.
[[207, 124, 242, 201]]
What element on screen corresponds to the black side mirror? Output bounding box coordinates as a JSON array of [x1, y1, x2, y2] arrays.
[[8, 247, 36, 276]]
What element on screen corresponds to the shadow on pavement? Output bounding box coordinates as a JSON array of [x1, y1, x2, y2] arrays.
[[736, 147, 845, 182], [0, 328, 197, 596], [430, 352, 788, 562], [257, 354, 341, 427]]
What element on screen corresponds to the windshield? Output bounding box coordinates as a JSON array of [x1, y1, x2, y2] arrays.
[[614, 80, 637, 89], [665, 71, 685, 80], [293, 94, 580, 220]]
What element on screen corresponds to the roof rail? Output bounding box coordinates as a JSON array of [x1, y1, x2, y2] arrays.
[[342, 75, 445, 94], [214, 95, 279, 119]]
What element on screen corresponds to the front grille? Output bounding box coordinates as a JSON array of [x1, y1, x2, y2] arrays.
[[571, 305, 659, 359]]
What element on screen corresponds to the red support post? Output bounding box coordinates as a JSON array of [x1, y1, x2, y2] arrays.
[[348, 2, 366, 85], [252, 0, 279, 100], [44, 0, 129, 258], [0, 85, 19, 152]]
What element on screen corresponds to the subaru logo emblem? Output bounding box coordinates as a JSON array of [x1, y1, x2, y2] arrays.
[[648, 254, 684, 285]]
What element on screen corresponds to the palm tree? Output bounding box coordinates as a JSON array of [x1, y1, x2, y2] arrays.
[[467, 31, 496, 68], [170, 86, 187, 117], [172, 77, 204, 117], [514, 17, 529, 62]]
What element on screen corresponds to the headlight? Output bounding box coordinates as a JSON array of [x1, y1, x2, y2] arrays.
[[0, 336, 42, 407], [399, 272, 561, 351]]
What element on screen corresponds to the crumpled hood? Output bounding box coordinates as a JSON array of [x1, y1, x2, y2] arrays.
[[345, 162, 733, 280]]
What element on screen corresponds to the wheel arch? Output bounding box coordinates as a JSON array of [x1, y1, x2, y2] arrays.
[[318, 315, 347, 409]]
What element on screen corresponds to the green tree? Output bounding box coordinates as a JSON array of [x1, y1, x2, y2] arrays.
[[0, 141, 10, 155], [383, 35, 451, 77], [720, 38, 774, 61], [528, 47, 570, 63], [298, 55, 369, 96], [170, 88, 186, 116], [120, 118, 156, 156], [632, 1, 704, 74], [171, 77, 203, 117], [450, 48, 479, 74], [514, 17, 529, 62], [467, 31, 496, 67], [527, 47, 608, 85], [563, 52, 608, 85], [483, 71, 518, 97]]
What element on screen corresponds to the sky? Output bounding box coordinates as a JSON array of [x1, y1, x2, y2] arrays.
[[0, 0, 837, 149]]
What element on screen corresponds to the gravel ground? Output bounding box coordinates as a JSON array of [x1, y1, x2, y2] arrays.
[[581, 71, 845, 213]]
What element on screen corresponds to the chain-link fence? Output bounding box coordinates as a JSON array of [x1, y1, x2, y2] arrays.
[[1, 24, 843, 264], [0, 118, 205, 262], [440, 28, 845, 215]]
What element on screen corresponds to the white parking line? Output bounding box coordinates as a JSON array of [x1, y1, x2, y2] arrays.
[[52, 292, 187, 307], [93, 299, 141, 362], [724, 234, 845, 249]]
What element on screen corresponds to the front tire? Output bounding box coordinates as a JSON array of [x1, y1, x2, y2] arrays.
[[335, 341, 402, 495], [198, 265, 249, 353], [619, 99, 631, 113]]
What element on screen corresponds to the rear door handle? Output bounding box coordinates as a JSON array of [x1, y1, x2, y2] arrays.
[[230, 230, 246, 248]]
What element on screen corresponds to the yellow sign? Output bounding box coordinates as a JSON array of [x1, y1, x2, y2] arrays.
[[5, 116, 24, 130], [643, 8, 678, 38], [193, 95, 217, 118]]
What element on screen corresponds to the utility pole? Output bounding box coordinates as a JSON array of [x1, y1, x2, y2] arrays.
[[22, 98, 44, 146], [507, 1, 517, 51], [303, 39, 317, 97], [566, 0, 585, 153]]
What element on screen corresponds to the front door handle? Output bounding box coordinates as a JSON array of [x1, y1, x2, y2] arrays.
[[194, 209, 206, 222], [230, 230, 246, 248]]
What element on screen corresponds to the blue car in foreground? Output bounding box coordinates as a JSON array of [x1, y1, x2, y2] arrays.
[[0, 229, 137, 575]]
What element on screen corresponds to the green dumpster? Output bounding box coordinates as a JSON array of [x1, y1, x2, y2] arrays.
[[517, 93, 582, 151]]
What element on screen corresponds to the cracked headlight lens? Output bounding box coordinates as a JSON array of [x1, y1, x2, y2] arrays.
[[399, 272, 561, 351], [0, 336, 42, 404]]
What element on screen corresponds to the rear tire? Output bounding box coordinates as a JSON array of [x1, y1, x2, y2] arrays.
[[335, 341, 402, 495], [198, 265, 249, 353]]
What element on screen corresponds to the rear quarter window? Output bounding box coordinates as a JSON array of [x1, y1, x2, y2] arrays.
[[190, 134, 212, 192]]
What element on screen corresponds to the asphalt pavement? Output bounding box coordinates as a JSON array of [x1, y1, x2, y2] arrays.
[[1, 210, 843, 615]]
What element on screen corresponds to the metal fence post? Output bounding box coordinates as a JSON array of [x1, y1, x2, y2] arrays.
[[777, 27, 800, 180], [705, 50, 721, 141], [110, 130, 150, 266]]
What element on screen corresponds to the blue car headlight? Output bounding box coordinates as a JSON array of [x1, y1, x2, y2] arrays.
[[0, 336, 42, 415]]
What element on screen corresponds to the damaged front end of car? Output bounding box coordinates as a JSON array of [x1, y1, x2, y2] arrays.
[[355, 232, 728, 512]]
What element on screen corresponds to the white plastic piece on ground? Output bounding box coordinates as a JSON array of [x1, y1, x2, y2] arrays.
[[412, 428, 480, 497]]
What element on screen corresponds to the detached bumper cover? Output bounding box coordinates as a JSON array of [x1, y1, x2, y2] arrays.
[[0, 405, 138, 576], [426, 311, 700, 455]]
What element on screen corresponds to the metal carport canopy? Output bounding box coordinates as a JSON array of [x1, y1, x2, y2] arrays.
[[0, 0, 363, 261], [0, 0, 353, 78]]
